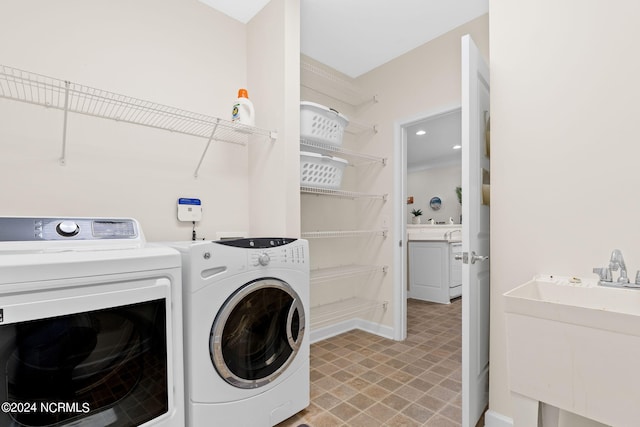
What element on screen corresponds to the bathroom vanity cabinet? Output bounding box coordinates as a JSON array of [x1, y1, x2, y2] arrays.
[[408, 238, 462, 304]]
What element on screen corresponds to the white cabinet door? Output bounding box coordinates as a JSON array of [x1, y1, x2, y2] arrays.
[[408, 241, 450, 304]]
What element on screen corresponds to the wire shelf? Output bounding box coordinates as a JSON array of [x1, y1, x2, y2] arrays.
[[300, 186, 387, 200], [311, 264, 388, 283], [345, 118, 378, 135], [300, 61, 378, 108], [300, 139, 386, 166], [0, 64, 277, 171], [301, 229, 388, 239]]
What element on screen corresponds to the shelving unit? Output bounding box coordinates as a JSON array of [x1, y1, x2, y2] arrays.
[[300, 60, 378, 108], [301, 186, 387, 201], [311, 264, 388, 284], [346, 118, 378, 135], [300, 60, 389, 341], [300, 139, 386, 166], [301, 229, 388, 239], [0, 64, 276, 175]]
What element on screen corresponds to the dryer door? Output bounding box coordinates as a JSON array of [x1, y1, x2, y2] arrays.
[[210, 278, 305, 389]]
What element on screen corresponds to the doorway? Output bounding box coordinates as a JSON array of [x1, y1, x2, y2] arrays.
[[393, 105, 463, 341], [393, 105, 464, 423], [393, 35, 491, 427]]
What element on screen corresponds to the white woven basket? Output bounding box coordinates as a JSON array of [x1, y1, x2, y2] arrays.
[[300, 151, 348, 189], [300, 101, 349, 146]]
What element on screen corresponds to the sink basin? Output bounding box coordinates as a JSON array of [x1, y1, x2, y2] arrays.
[[504, 275, 640, 426], [505, 275, 640, 337], [406, 225, 461, 242]]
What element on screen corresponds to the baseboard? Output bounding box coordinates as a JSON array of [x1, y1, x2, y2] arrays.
[[310, 318, 395, 344], [354, 318, 394, 339], [484, 410, 513, 427], [310, 319, 358, 343]]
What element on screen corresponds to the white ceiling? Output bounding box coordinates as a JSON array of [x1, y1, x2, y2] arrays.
[[201, 0, 489, 78], [407, 109, 461, 172], [300, 0, 488, 78]]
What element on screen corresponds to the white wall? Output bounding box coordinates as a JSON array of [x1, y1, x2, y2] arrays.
[[0, 0, 300, 242], [491, 1, 640, 425], [248, 0, 301, 237], [408, 164, 462, 224]]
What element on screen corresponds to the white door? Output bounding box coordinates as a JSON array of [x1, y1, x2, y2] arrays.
[[461, 34, 490, 427]]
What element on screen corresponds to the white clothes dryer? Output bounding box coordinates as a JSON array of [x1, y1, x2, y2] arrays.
[[0, 217, 184, 427], [169, 238, 309, 427]]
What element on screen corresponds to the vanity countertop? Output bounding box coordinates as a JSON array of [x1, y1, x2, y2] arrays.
[[407, 224, 462, 242]]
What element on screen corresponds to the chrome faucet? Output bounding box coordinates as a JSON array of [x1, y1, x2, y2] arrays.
[[592, 266, 612, 284], [593, 249, 640, 288], [609, 249, 630, 284], [444, 229, 461, 240]]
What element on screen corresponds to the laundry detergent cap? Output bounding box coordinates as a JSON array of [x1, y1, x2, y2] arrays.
[[238, 88, 249, 99]]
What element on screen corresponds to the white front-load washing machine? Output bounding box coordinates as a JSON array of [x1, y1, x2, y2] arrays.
[[169, 238, 309, 427]]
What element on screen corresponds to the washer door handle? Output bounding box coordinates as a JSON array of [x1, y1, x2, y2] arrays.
[[286, 298, 305, 350]]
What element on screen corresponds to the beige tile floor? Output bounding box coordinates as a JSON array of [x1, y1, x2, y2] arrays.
[[278, 298, 471, 427]]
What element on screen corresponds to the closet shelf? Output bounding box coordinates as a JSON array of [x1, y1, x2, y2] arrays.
[[300, 139, 386, 166], [301, 60, 378, 108], [0, 64, 276, 173], [311, 264, 388, 284], [301, 186, 387, 201], [346, 118, 378, 135], [310, 297, 388, 330], [301, 229, 388, 239]]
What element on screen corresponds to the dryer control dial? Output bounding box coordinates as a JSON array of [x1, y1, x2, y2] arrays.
[[258, 252, 271, 266], [56, 220, 80, 237]]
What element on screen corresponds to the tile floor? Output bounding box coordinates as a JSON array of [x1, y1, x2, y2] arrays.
[[278, 298, 472, 427]]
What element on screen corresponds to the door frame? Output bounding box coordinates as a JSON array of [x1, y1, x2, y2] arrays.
[[393, 103, 462, 341]]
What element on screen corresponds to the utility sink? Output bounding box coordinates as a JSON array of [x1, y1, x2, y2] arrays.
[[504, 275, 640, 426]]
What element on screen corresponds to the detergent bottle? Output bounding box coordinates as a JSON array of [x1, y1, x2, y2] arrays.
[[231, 88, 255, 126]]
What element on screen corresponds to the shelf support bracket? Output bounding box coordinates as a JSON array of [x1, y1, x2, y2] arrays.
[[194, 120, 220, 178], [59, 80, 70, 165]]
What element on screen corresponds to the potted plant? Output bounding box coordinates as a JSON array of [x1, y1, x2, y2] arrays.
[[411, 208, 423, 224]]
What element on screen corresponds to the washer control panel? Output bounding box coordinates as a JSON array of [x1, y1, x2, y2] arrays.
[[248, 243, 306, 267], [216, 238, 297, 249], [0, 217, 139, 241], [216, 238, 306, 268]]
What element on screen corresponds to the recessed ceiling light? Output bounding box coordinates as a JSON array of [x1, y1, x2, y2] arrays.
[[453, 145, 462, 150], [416, 130, 426, 136]]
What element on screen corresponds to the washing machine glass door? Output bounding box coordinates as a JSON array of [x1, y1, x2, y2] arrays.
[[210, 278, 305, 389]]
